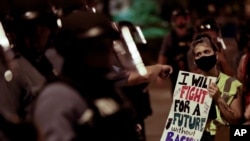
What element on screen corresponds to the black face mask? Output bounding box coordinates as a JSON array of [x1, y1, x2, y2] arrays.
[[195, 54, 217, 71]]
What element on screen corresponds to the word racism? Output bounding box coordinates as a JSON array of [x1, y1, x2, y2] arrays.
[[165, 131, 199, 141]]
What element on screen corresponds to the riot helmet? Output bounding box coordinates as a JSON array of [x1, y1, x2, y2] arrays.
[[113, 21, 147, 75], [8, 0, 59, 57], [10, 0, 58, 29], [49, 0, 97, 17], [54, 11, 119, 77], [4, 0, 60, 80]]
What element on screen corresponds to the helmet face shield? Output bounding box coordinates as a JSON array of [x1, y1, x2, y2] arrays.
[[112, 39, 134, 70], [0, 21, 16, 71], [112, 24, 147, 76], [0, 22, 11, 51]]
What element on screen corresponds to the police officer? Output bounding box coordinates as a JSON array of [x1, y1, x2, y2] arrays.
[[111, 20, 173, 141], [33, 11, 142, 141], [0, 0, 57, 140], [8, 0, 57, 81]]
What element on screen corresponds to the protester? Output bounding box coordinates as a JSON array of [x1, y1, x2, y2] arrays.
[[236, 29, 250, 124], [190, 33, 243, 141], [189, 17, 236, 77]]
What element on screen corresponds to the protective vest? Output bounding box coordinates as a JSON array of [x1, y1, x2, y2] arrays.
[[206, 72, 242, 135]]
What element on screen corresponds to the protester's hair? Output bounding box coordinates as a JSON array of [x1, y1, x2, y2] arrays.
[[191, 33, 218, 55]]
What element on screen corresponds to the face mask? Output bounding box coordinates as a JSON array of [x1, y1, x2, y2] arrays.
[[194, 54, 217, 71]]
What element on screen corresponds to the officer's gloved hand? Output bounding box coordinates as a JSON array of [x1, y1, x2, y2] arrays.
[[158, 65, 173, 80]]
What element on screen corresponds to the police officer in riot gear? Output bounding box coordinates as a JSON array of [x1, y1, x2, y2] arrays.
[[0, 0, 58, 140], [8, 0, 57, 81], [112, 20, 154, 141], [33, 11, 141, 141]]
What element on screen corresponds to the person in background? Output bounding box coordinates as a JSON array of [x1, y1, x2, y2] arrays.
[[158, 6, 193, 92], [236, 28, 250, 124], [244, 105, 250, 125], [191, 33, 242, 141]]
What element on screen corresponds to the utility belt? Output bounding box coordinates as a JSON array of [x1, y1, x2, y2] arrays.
[[75, 106, 139, 141]]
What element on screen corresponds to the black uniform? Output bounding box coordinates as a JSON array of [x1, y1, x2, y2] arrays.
[[33, 11, 140, 141], [159, 29, 193, 87]]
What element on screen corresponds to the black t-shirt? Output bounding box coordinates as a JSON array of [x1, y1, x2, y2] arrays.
[[159, 29, 194, 84]]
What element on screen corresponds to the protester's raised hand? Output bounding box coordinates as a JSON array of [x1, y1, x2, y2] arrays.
[[207, 82, 221, 101]]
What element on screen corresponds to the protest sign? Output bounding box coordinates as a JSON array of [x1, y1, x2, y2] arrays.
[[160, 70, 217, 141]]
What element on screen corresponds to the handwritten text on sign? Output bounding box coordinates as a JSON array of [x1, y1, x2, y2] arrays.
[[160, 71, 217, 141]]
